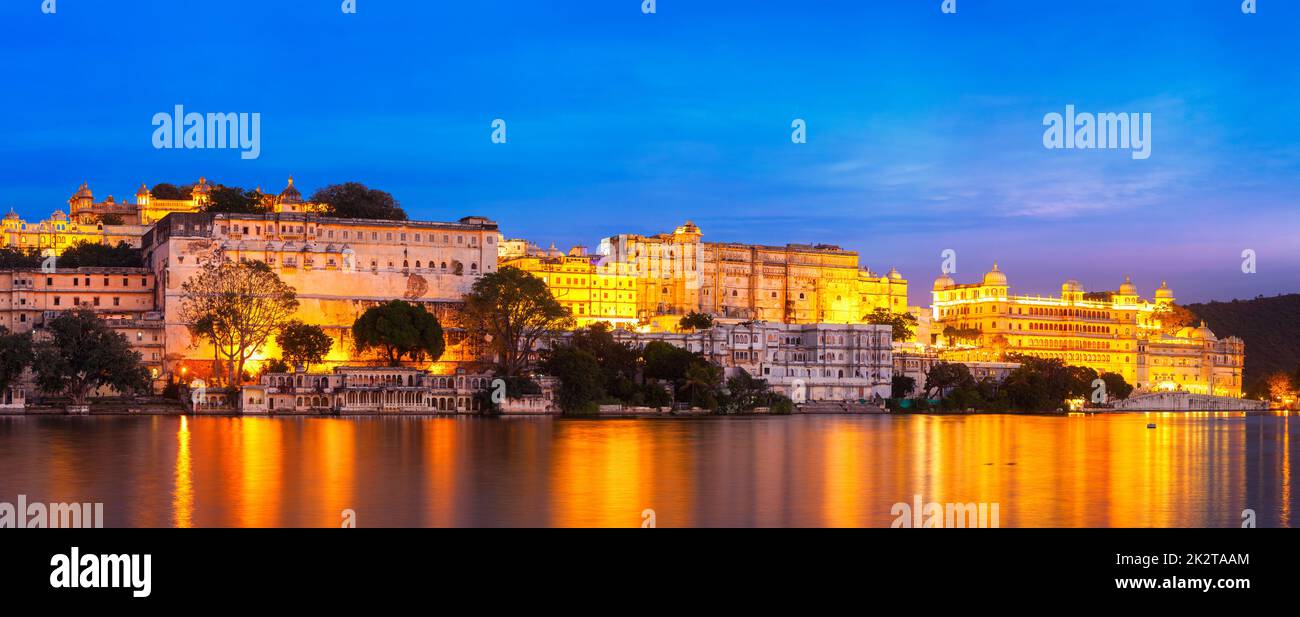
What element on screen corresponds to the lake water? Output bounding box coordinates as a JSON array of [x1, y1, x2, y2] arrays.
[[1, 413, 1294, 527]]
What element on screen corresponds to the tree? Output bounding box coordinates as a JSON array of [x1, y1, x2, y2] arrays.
[[941, 325, 982, 347], [0, 247, 41, 269], [1266, 372, 1296, 403], [259, 358, 291, 377], [0, 328, 34, 394], [642, 340, 700, 382], [865, 307, 919, 342], [351, 301, 445, 366], [891, 374, 916, 399], [567, 323, 640, 399], [1099, 372, 1134, 401], [150, 183, 191, 200], [277, 321, 334, 371], [97, 213, 125, 226], [180, 259, 299, 386], [1153, 303, 1197, 335], [202, 185, 268, 214], [725, 369, 770, 412], [540, 345, 605, 414], [460, 267, 573, 376], [924, 362, 975, 399], [33, 309, 150, 404], [55, 241, 142, 268], [1000, 356, 1098, 411], [309, 182, 407, 220], [678, 311, 714, 332], [682, 361, 723, 409]]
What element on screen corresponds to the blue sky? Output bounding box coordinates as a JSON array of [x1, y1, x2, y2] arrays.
[[1, 0, 1296, 306]]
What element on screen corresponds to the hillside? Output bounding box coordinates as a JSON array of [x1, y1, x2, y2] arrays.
[[1187, 293, 1300, 392]]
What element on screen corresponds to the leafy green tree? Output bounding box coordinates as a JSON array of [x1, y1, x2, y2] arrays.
[[1099, 372, 1134, 400], [1000, 356, 1097, 411], [54, 241, 142, 268], [567, 323, 640, 399], [682, 361, 722, 409], [97, 213, 125, 226], [351, 301, 445, 366], [259, 358, 291, 377], [33, 309, 150, 404], [460, 267, 573, 376], [865, 307, 919, 341], [725, 369, 773, 412], [202, 185, 268, 214], [277, 321, 334, 370], [150, 183, 191, 200], [180, 260, 300, 386], [309, 182, 407, 220], [642, 340, 700, 382], [539, 345, 605, 414], [924, 362, 975, 399], [0, 247, 41, 269], [891, 374, 916, 398], [0, 328, 34, 394], [677, 311, 714, 332]]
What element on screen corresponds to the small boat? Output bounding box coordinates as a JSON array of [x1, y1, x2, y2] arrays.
[[1146, 423, 1156, 429]]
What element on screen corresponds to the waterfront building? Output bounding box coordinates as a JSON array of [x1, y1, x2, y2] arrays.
[[891, 350, 1021, 395], [594, 222, 909, 330], [143, 210, 501, 381], [0, 267, 164, 378], [2, 208, 148, 252], [501, 246, 639, 328], [611, 320, 894, 401], [931, 264, 1245, 396], [251, 366, 556, 414], [1, 177, 323, 254]]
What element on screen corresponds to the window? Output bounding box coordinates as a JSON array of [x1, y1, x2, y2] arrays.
[[113, 297, 120, 306], [54, 297, 60, 306]]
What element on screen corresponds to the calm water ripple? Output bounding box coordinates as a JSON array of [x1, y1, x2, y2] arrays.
[[1, 413, 1294, 527]]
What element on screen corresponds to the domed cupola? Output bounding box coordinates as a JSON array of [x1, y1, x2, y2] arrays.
[[1155, 280, 1174, 301], [887, 267, 903, 280], [933, 272, 955, 291], [279, 176, 303, 205], [1118, 275, 1137, 296], [982, 262, 1008, 286], [1192, 321, 1216, 340]]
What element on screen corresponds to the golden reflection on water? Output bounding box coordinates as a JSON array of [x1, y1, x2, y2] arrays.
[[235, 418, 282, 527], [173, 415, 192, 528], [2, 413, 1297, 527]]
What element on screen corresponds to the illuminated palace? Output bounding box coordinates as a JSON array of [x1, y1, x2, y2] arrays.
[[931, 264, 1245, 396], [507, 221, 910, 331], [144, 210, 500, 381], [1, 177, 320, 253], [499, 245, 639, 328]]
